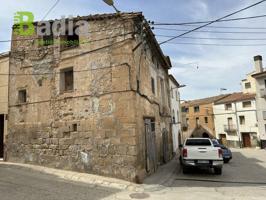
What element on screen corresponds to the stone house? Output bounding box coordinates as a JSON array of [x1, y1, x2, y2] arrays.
[[0, 52, 9, 159], [181, 95, 228, 140], [6, 12, 173, 182]]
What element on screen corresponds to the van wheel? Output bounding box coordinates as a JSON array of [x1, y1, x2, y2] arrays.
[[224, 159, 230, 163], [214, 168, 222, 175], [183, 166, 189, 174]]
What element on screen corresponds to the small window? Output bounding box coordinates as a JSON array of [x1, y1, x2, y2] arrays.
[[264, 79, 266, 88], [42, 34, 54, 46], [205, 117, 208, 124], [151, 77, 155, 94], [18, 89, 27, 103], [72, 124, 78, 132], [225, 103, 232, 110], [60, 68, 74, 92], [172, 110, 176, 123], [194, 106, 200, 113], [239, 116, 245, 125], [243, 101, 251, 108], [245, 82, 251, 89]]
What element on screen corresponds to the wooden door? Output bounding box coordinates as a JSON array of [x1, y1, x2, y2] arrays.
[[242, 133, 251, 148], [144, 118, 157, 174]]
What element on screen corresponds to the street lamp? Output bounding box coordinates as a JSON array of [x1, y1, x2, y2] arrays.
[[102, 0, 120, 13]]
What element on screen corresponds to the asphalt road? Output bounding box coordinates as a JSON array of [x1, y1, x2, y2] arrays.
[[0, 164, 120, 200], [0, 149, 266, 200]]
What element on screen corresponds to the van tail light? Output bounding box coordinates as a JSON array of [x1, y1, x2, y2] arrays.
[[183, 148, 188, 158], [218, 149, 223, 158]]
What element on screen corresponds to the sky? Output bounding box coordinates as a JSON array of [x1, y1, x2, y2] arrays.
[[0, 0, 266, 100]]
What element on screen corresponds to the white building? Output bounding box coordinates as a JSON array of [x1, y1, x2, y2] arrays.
[[169, 75, 182, 153], [213, 93, 258, 148], [251, 55, 266, 148]]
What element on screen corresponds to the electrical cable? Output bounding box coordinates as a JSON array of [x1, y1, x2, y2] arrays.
[[159, 0, 266, 45]]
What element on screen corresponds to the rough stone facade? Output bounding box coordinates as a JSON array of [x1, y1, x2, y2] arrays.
[[6, 12, 172, 182]]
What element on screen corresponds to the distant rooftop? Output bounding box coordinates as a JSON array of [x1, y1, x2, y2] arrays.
[[182, 94, 229, 107], [215, 92, 256, 105]]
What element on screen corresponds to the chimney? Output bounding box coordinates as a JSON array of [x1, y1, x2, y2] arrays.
[[254, 55, 263, 73]]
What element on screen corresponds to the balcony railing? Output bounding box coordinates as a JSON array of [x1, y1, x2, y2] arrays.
[[224, 124, 237, 132], [260, 88, 266, 98]]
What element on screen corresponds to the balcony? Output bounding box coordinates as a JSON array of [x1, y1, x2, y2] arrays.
[[224, 124, 237, 133], [260, 88, 266, 98]]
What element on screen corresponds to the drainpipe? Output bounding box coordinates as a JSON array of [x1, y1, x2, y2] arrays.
[[234, 102, 242, 148]]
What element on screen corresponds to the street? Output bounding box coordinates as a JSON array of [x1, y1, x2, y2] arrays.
[[0, 149, 266, 200]]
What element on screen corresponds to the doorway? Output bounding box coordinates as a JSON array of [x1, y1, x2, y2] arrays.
[[144, 118, 157, 174], [242, 133, 251, 148], [0, 114, 4, 159]]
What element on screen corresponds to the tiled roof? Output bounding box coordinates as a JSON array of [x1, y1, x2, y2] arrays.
[[214, 92, 256, 105], [182, 94, 229, 107]]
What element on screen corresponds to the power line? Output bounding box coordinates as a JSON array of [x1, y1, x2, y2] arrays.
[[168, 24, 266, 30], [156, 34, 266, 41], [158, 41, 266, 47], [42, 0, 60, 20], [151, 14, 266, 26], [159, 0, 266, 45], [154, 27, 266, 34]]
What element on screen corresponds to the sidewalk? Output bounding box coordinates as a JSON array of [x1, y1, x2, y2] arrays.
[[0, 161, 143, 192]]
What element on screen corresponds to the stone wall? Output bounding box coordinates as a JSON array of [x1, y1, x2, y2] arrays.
[[7, 13, 172, 182]]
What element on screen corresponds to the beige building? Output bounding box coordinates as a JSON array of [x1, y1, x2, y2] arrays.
[[181, 95, 228, 140], [0, 52, 9, 159], [6, 12, 173, 182]]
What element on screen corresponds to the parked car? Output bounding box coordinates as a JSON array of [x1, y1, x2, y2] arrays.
[[180, 138, 224, 175], [212, 139, 232, 163]]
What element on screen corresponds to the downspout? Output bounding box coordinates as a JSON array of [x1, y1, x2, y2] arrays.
[[234, 102, 242, 148]]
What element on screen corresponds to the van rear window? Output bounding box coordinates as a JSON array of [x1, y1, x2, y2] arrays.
[[185, 139, 211, 146]]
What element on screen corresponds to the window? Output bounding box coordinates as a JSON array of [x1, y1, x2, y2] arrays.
[[171, 88, 174, 98], [194, 106, 200, 113], [60, 68, 74, 92], [42, 34, 54, 46], [186, 118, 189, 125], [245, 82, 251, 89], [172, 110, 176, 123], [239, 116, 245, 125], [182, 107, 189, 113], [151, 77, 155, 94], [225, 103, 232, 110], [160, 78, 165, 104], [205, 117, 208, 124], [263, 111, 266, 120], [264, 79, 266, 88], [61, 29, 79, 49], [185, 139, 211, 146], [18, 89, 27, 103], [72, 124, 78, 132], [242, 101, 252, 108], [176, 91, 179, 101], [227, 117, 233, 126]]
